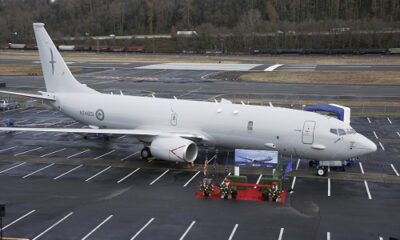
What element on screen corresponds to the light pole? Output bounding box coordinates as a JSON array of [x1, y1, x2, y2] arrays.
[[0, 204, 5, 240]]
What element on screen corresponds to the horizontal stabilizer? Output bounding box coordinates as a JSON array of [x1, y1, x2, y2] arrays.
[[0, 90, 55, 101]]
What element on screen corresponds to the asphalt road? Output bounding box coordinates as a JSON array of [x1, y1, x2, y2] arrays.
[[0, 62, 399, 239]]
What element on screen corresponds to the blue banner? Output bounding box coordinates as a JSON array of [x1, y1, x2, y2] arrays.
[[234, 149, 278, 168]]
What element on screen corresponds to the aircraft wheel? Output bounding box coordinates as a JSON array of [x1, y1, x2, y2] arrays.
[[141, 147, 151, 159], [317, 167, 326, 176]]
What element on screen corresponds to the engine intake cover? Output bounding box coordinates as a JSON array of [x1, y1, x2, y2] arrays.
[[150, 136, 198, 162]]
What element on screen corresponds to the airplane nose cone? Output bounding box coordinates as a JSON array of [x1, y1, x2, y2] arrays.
[[365, 138, 377, 153], [357, 134, 377, 154]]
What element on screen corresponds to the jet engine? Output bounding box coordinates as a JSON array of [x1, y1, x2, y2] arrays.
[[150, 136, 198, 162]]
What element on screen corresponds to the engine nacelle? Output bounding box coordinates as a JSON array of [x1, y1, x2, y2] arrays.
[[150, 136, 198, 162]]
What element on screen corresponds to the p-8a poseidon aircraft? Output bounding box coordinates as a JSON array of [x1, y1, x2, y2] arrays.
[[0, 23, 377, 176]]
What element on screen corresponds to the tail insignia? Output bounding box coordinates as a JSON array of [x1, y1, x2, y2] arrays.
[[49, 48, 56, 75]]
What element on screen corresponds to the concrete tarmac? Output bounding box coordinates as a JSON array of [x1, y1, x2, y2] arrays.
[[0, 60, 399, 239]]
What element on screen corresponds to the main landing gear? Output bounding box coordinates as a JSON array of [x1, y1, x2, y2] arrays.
[[141, 147, 152, 160]]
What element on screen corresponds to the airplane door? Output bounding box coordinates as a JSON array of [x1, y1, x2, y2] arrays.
[[302, 120, 316, 144]]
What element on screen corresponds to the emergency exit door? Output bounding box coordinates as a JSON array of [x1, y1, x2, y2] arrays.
[[302, 120, 316, 144]]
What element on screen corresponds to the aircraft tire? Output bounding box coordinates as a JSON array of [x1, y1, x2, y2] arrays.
[[141, 147, 151, 159], [317, 167, 326, 176]]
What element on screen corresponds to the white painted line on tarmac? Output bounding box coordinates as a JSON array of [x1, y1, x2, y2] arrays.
[[130, 218, 155, 240], [291, 176, 297, 190], [85, 166, 111, 182], [0, 162, 26, 174], [364, 180, 372, 200], [221, 172, 232, 185], [64, 122, 78, 127], [118, 135, 127, 139], [117, 168, 140, 183], [81, 215, 113, 240], [54, 165, 83, 180], [183, 171, 201, 187], [367, 117, 371, 124], [2, 209, 36, 230], [397, 131, 400, 137], [255, 174, 263, 188], [359, 162, 365, 174], [327, 232, 331, 240], [0, 146, 17, 153], [373, 131, 378, 139], [278, 227, 284, 240], [40, 148, 66, 158], [22, 163, 55, 179], [379, 237, 384, 240], [228, 224, 239, 240], [14, 146, 43, 156], [390, 164, 399, 176], [66, 149, 90, 159], [295, 158, 300, 170], [37, 109, 49, 114], [94, 150, 115, 160], [33, 132, 47, 136], [264, 64, 283, 71], [32, 212, 73, 240], [120, 151, 140, 161], [328, 178, 331, 197], [387, 117, 392, 124], [379, 141, 385, 151], [179, 220, 196, 240], [149, 169, 170, 185]]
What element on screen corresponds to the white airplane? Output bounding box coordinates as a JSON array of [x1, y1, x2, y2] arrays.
[[0, 23, 377, 176], [238, 155, 273, 163]]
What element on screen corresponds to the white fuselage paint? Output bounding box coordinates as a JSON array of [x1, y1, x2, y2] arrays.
[[54, 93, 375, 161]]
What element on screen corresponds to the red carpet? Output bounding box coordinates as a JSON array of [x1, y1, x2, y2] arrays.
[[195, 187, 287, 204]]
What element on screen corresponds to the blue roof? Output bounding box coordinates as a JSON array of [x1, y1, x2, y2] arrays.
[[304, 104, 345, 121]]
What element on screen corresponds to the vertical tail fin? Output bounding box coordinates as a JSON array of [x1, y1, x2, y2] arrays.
[[33, 23, 96, 94]]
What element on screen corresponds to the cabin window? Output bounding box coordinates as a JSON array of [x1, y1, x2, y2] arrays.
[[247, 121, 253, 131]]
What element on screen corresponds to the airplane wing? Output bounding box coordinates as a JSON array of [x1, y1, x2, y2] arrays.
[[238, 156, 255, 162], [0, 127, 206, 141], [0, 90, 55, 101], [238, 156, 273, 162]]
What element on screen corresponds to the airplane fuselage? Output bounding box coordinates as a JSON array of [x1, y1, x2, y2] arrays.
[[55, 93, 371, 161]]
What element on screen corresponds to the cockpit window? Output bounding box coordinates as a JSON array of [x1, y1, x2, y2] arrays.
[[345, 129, 356, 134], [338, 129, 346, 136], [330, 129, 338, 135]]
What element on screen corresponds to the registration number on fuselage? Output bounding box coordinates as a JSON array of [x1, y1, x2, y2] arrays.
[[80, 110, 94, 117]]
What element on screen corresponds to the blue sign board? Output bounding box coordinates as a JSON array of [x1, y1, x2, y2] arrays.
[[234, 149, 278, 168]]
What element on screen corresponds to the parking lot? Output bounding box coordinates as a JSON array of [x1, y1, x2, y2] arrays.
[[0, 104, 399, 240]]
